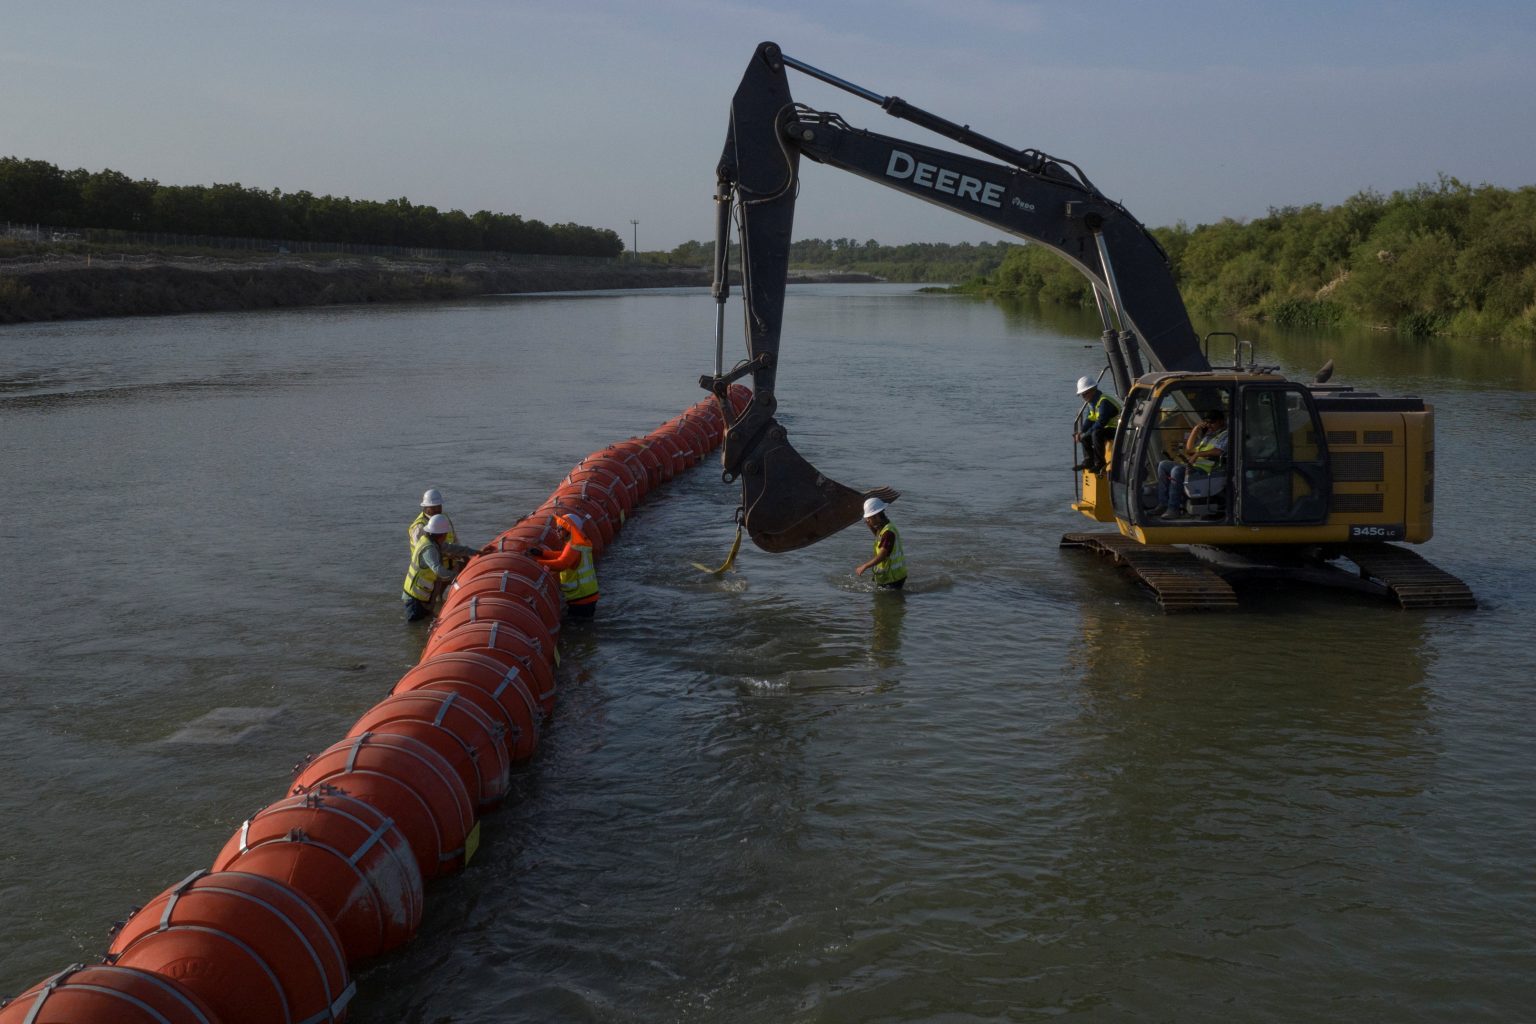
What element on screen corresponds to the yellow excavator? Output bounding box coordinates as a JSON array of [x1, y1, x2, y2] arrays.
[[698, 42, 1474, 610]]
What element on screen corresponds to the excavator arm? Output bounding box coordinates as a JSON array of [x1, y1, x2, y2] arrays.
[[704, 41, 1207, 552]]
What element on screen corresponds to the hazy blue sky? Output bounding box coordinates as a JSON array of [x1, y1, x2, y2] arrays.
[[6, 1, 1534, 250]]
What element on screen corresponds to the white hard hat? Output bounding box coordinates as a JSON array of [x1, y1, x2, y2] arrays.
[[421, 488, 444, 507], [862, 497, 888, 518], [1076, 375, 1096, 395], [425, 513, 452, 535]]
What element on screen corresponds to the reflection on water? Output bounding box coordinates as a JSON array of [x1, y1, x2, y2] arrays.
[[1054, 601, 1441, 1019], [868, 591, 906, 671]]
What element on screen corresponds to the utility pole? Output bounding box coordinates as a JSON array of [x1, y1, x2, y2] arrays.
[[630, 219, 639, 260]]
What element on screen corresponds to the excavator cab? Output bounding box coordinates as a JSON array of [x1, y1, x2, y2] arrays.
[[1103, 373, 1332, 533]]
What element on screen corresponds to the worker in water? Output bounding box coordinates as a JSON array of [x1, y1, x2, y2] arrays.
[[408, 488, 456, 548], [855, 496, 907, 590], [401, 513, 478, 622], [1073, 375, 1121, 473], [529, 514, 601, 618]]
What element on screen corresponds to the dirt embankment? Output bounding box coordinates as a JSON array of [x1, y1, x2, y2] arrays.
[[0, 254, 712, 324]]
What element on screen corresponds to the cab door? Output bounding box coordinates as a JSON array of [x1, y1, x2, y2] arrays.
[[1107, 384, 1154, 521], [1235, 384, 1331, 524]]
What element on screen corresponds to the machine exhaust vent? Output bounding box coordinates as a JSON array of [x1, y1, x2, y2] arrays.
[[1327, 430, 1358, 445], [1331, 493, 1385, 513], [1330, 451, 1385, 482], [1364, 430, 1395, 445]]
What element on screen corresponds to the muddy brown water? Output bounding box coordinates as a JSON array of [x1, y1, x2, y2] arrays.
[[2, 285, 1532, 1022]]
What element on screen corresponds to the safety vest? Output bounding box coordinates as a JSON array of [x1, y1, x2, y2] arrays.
[[1191, 429, 1228, 473], [402, 534, 443, 602], [873, 524, 907, 586], [560, 544, 599, 603], [407, 511, 455, 549], [1086, 393, 1120, 429]]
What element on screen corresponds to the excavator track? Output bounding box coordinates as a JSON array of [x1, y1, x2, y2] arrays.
[[1337, 543, 1478, 609], [1060, 532, 1239, 612], [1063, 533, 1476, 611]]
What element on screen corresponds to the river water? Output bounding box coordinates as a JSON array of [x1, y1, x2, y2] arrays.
[[2, 285, 1533, 1022]]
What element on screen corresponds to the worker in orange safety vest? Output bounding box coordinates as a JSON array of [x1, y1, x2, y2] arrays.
[[528, 514, 601, 619]]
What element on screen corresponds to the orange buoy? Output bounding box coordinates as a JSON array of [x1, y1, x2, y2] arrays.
[[536, 496, 615, 550], [453, 551, 560, 606], [674, 413, 720, 453], [727, 382, 752, 416], [644, 432, 688, 476], [547, 484, 620, 540], [106, 869, 353, 1024], [420, 621, 557, 715], [0, 963, 221, 1024], [393, 652, 541, 759], [497, 518, 563, 552], [210, 789, 423, 963], [527, 498, 611, 553], [347, 691, 511, 812], [292, 734, 476, 880], [442, 571, 562, 636], [578, 454, 644, 505], [687, 399, 726, 433], [563, 467, 632, 519], [653, 421, 704, 465], [613, 438, 668, 486], [427, 595, 555, 659]]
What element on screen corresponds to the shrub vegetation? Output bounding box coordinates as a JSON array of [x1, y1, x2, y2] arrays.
[[963, 176, 1536, 342], [0, 157, 623, 257]]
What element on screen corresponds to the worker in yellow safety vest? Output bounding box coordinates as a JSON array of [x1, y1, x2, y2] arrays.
[[408, 488, 457, 549], [529, 514, 601, 619], [855, 496, 907, 590], [1073, 374, 1121, 473], [402, 513, 478, 622]]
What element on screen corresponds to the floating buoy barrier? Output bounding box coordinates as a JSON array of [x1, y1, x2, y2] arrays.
[[4, 388, 747, 1021], [427, 595, 557, 660], [0, 964, 220, 1024], [105, 870, 354, 1024], [393, 652, 542, 760], [422, 619, 561, 713], [348, 691, 512, 812], [292, 732, 477, 881], [210, 789, 424, 963]]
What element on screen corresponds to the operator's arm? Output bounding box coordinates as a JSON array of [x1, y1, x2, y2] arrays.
[[1180, 423, 1208, 462], [532, 543, 580, 572], [855, 532, 895, 576]]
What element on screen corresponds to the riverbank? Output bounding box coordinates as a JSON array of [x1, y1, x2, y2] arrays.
[[0, 252, 717, 324], [0, 252, 887, 324]]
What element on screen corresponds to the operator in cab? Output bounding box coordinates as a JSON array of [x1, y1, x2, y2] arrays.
[[855, 497, 907, 590], [402, 513, 479, 622], [529, 514, 601, 619], [1073, 375, 1121, 473], [1155, 408, 1229, 519]]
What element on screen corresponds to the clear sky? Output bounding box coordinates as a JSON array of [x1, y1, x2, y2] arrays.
[[5, 0, 1534, 251]]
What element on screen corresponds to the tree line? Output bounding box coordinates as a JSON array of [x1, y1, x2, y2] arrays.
[[0, 157, 624, 258], [967, 176, 1536, 342]]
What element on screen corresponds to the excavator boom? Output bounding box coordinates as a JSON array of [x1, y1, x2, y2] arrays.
[[706, 42, 1203, 552]]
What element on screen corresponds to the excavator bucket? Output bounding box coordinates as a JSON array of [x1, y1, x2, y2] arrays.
[[736, 418, 898, 552]]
